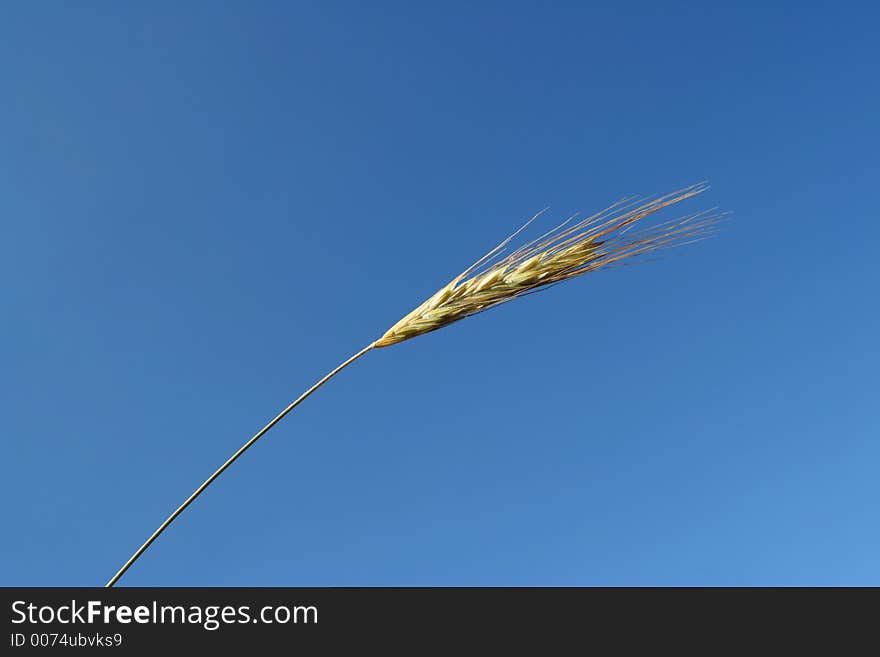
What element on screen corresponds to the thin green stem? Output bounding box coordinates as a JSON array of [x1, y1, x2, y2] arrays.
[[106, 342, 377, 587]]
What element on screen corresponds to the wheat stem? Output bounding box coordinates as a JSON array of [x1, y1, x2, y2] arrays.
[[107, 183, 721, 586], [105, 341, 377, 587]]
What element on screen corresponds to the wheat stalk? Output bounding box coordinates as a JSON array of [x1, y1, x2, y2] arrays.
[[106, 182, 723, 586]]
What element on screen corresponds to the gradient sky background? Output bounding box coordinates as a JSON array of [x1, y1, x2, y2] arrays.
[[2, 3, 878, 586]]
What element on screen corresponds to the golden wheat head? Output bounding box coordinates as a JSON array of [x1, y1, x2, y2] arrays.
[[376, 183, 722, 347]]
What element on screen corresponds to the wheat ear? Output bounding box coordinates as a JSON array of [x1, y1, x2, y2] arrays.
[[106, 183, 722, 586]]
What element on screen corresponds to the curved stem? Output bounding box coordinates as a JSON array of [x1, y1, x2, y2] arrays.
[[106, 342, 377, 587]]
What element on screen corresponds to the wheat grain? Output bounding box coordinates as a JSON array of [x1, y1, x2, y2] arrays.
[[376, 182, 721, 347]]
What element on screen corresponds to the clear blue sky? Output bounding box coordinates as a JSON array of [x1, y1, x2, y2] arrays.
[[2, 2, 878, 586]]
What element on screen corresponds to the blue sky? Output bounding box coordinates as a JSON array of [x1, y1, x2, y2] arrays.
[[2, 2, 878, 586]]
